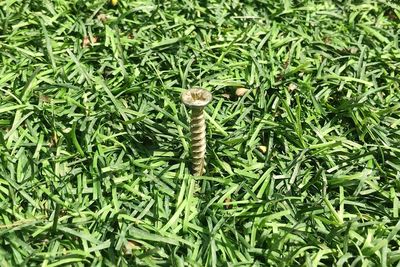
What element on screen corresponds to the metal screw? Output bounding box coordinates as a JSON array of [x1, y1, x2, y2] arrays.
[[181, 88, 212, 176]]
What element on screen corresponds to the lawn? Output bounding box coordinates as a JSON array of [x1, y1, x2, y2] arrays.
[[1, 0, 400, 266]]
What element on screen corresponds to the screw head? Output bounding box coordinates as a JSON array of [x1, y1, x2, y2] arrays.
[[181, 88, 212, 108]]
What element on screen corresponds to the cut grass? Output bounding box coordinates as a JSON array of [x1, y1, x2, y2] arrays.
[[1, 0, 400, 266]]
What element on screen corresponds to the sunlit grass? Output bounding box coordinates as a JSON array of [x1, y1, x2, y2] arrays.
[[0, 0, 400, 266]]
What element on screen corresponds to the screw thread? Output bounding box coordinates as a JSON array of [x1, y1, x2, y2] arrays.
[[190, 108, 206, 176]]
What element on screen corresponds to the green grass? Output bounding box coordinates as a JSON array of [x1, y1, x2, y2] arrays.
[[1, 0, 400, 266]]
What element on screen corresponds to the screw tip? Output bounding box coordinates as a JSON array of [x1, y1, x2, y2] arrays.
[[181, 88, 212, 108]]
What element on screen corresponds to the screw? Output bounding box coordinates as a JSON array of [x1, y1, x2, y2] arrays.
[[181, 88, 212, 176]]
